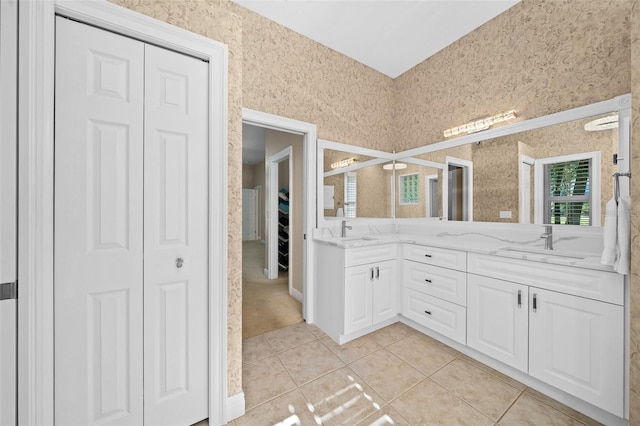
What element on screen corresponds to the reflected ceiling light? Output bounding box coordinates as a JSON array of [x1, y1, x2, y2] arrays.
[[444, 110, 517, 138], [383, 162, 407, 170], [330, 157, 357, 169], [584, 114, 618, 132]]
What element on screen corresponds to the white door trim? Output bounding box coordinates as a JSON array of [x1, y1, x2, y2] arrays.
[[18, 1, 229, 425], [519, 155, 535, 224], [267, 146, 292, 281], [242, 108, 317, 323], [425, 174, 438, 218]]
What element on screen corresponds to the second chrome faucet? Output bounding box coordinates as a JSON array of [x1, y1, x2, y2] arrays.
[[540, 225, 553, 250], [341, 220, 352, 238]]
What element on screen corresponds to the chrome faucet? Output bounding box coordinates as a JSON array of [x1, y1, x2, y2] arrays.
[[341, 220, 352, 238], [540, 225, 553, 250]]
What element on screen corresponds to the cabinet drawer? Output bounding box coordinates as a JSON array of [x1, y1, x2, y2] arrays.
[[403, 261, 466, 306], [345, 244, 397, 267], [403, 244, 466, 271], [468, 253, 624, 305], [402, 288, 466, 344]]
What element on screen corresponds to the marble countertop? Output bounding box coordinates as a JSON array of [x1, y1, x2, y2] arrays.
[[313, 232, 615, 273]]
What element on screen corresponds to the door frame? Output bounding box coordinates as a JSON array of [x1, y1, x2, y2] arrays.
[[519, 155, 535, 224], [242, 108, 317, 322], [18, 1, 229, 424], [425, 174, 438, 218], [443, 156, 474, 221], [266, 146, 292, 286]]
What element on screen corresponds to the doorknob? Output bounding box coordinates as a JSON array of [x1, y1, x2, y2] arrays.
[[176, 257, 184, 268]]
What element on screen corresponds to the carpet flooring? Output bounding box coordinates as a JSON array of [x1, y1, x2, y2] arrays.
[[242, 240, 303, 339]]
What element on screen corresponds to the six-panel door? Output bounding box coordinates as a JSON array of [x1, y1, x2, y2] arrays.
[[55, 17, 208, 426]]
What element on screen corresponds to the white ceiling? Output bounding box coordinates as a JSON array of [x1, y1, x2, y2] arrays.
[[233, 0, 521, 79]]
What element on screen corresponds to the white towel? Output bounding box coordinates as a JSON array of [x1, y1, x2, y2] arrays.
[[601, 198, 617, 266], [601, 196, 631, 274], [616, 196, 631, 275]]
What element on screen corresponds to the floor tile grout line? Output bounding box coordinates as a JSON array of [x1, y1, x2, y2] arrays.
[[454, 353, 526, 391], [495, 387, 526, 424]]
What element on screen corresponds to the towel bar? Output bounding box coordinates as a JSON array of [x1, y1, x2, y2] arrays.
[[613, 172, 631, 202]]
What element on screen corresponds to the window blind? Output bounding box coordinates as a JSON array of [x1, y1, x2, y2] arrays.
[[544, 159, 591, 226], [345, 172, 357, 218]]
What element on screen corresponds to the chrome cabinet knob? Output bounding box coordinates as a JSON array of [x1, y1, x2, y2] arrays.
[[176, 257, 184, 268]]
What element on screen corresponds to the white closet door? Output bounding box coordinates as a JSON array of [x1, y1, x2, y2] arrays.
[[143, 44, 209, 425], [55, 17, 145, 426]]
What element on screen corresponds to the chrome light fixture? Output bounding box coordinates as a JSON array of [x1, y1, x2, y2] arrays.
[[444, 110, 517, 138], [330, 157, 357, 169], [382, 162, 407, 170], [584, 114, 618, 132]]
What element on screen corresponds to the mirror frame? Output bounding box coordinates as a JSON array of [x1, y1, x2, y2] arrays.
[[317, 94, 631, 225]]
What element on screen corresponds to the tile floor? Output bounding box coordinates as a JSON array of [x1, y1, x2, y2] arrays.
[[229, 322, 602, 426]]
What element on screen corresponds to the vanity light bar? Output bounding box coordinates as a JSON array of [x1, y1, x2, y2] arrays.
[[382, 162, 408, 170], [584, 114, 618, 132], [330, 157, 357, 169], [444, 110, 517, 137]]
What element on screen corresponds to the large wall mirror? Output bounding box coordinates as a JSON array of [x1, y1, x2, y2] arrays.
[[317, 94, 631, 226]]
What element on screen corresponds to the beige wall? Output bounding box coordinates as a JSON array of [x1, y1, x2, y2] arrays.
[[111, 1, 640, 416], [242, 164, 254, 189], [242, 163, 265, 240], [265, 130, 304, 294], [393, 0, 631, 152]]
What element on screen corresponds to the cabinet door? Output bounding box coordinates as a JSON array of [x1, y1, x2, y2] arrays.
[[529, 288, 624, 417], [372, 260, 397, 324], [344, 264, 373, 335], [467, 274, 528, 372]]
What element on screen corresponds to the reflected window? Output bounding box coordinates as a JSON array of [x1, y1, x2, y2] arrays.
[[345, 171, 357, 218], [399, 173, 420, 205], [544, 158, 592, 225]]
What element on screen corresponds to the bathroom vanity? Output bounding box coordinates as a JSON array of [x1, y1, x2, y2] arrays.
[[313, 232, 625, 421], [312, 94, 632, 425]]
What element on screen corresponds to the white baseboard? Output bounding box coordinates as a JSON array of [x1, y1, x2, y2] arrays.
[[263, 268, 269, 278], [225, 392, 245, 423], [290, 287, 303, 303]]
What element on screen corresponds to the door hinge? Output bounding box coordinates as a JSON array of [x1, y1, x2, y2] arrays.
[[304, 234, 307, 240], [0, 281, 17, 300]]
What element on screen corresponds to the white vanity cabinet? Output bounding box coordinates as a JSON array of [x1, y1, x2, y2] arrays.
[[467, 253, 625, 417], [467, 275, 529, 372], [314, 242, 398, 343], [402, 244, 467, 344], [344, 259, 396, 335]]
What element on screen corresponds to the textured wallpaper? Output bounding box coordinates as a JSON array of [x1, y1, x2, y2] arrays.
[[393, 0, 632, 152], [227, 3, 395, 151]]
